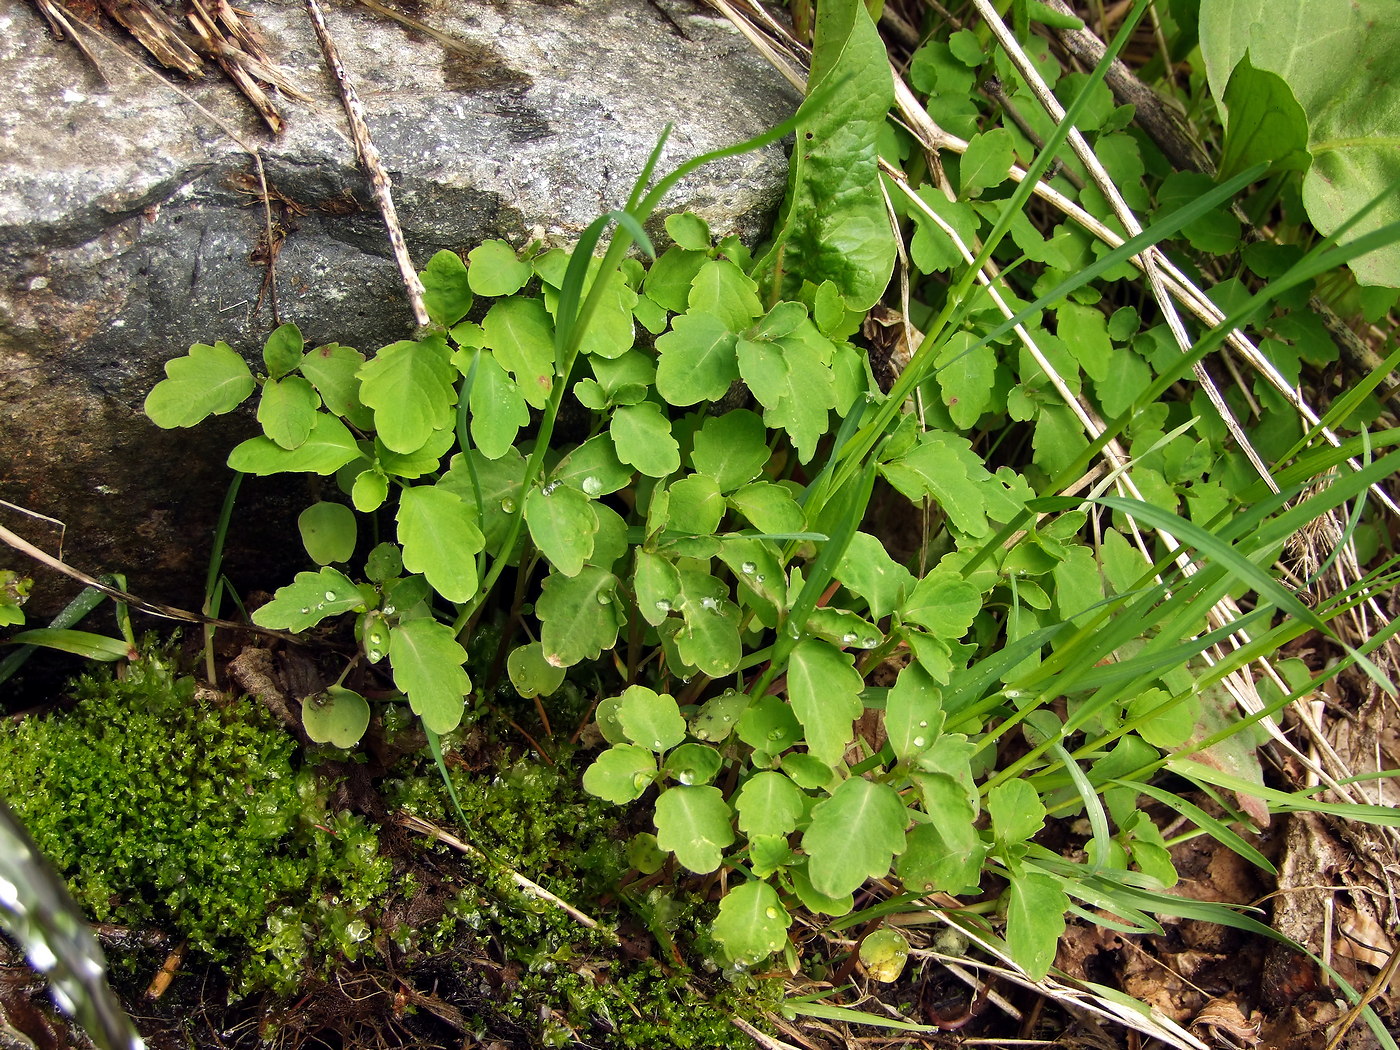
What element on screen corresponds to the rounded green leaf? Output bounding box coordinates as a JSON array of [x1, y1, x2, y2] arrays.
[[507, 641, 566, 699], [689, 689, 750, 742], [364, 541, 403, 583], [737, 694, 802, 754], [654, 785, 734, 874], [298, 501, 357, 565], [420, 249, 474, 326], [301, 686, 370, 748], [358, 336, 458, 453], [655, 312, 740, 407], [885, 662, 943, 761], [664, 211, 711, 251], [468, 239, 533, 297], [690, 409, 769, 492], [388, 618, 470, 734], [787, 640, 863, 766], [627, 832, 667, 875], [802, 778, 908, 898], [662, 743, 723, 787], [583, 744, 656, 805], [987, 779, 1045, 846], [610, 401, 681, 478], [145, 342, 255, 428], [735, 772, 805, 838], [262, 323, 305, 379], [352, 469, 390, 513], [396, 484, 484, 604], [711, 881, 789, 966], [524, 483, 598, 577], [227, 412, 362, 476], [536, 567, 623, 668], [616, 685, 686, 753]]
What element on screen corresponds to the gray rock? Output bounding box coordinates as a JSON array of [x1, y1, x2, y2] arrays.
[[0, 0, 798, 617]]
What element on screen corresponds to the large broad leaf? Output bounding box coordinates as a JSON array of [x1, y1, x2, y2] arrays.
[[787, 639, 864, 766], [358, 336, 458, 453], [524, 482, 598, 576], [753, 0, 896, 310], [388, 618, 471, 734], [227, 412, 362, 476], [536, 567, 624, 667], [1005, 867, 1068, 980], [251, 567, 365, 631], [1200, 0, 1400, 285], [802, 778, 908, 898], [145, 342, 255, 428], [396, 484, 484, 604]]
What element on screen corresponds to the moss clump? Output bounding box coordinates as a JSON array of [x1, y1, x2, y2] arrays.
[[0, 653, 392, 993]]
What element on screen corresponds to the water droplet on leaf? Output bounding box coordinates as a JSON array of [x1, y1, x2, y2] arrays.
[[740, 562, 756, 575], [582, 476, 603, 497]]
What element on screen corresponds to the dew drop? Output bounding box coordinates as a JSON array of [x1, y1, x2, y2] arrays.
[[654, 599, 672, 612], [653, 740, 665, 750], [596, 592, 613, 605], [582, 476, 603, 497], [740, 561, 756, 575], [632, 773, 651, 790], [300, 607, 311, 615], [323, 590, 336, 601], [499, 498, 516, 513], [541, 480, 560, 496], [382, 604, 396, 616], [912, 736, 926, 748], [366, 649, 384, 662], [767, 729, 784, 741], [917, 720, 928, 728], [676, 771, 696, 785], [700, 596, 718, 611], [345, 919, 370, 942], [720, 715, 732, 723], [861, 637, 878, 647], [841, 632, 858, 644], [764, 907, 780, 920], [753, 574, 766, 584]]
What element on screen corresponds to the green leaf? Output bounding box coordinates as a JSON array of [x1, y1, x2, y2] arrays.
[[1200, 0, 1400, 284], [860, 928, 911, 982], [359, 336, 458, 453], [298, 501, 357, 565], [616, 685, 687, 752], [885, 662, 942, 761], [654, 785, 735, 874], [665, 211, 711, 251], [803, 778, 908, 898], [301, 686, 371, 748], [901, 571, 981, 638], [420, 249, 474, 326], [461, 349, 529, 460], [396, 484, 484, 603], [666, 475, 725, 535], [467, 239, 533, 297], [712, 881, 790, 965], [735, 772, 806, 838], [634, 549, 682, 627], [251, 567, 365, 631], [524, 481, 598, 576], [388, 618, 471, 734], [583, 744, 656, 804], [755, 0, 896, 310], [662, 743, 723, 787], [988, 779, 1046, 846], [6, 629, 131, 662], [481, 296, 556, 409], [610, 401, 681, 478], [897, 818, 985, 896], [688, 259, 763, 331], [299, 343, 374, 431], [738, 693, 803, 755], [737, 332, 835, 462], [228, 412, 362, 476], [787, 639, 864, 766], [507, 641, 566, 699], [643, 246, 707, 313], [960, 127, 1015, 197], [728, 482, 806, 534], [834, 532, 914, 620], [145, 342, 255, 428], [1218, 53, 1310, 181], [257, 376, 320, 450], [689, 410, 769, 492], [655, 311, 740, 406], [262, 323, 304, 379], [536, 567, 623, 667], [934, 331, 997, 429], [352, 469, 390, 513], [1005, 868, 1068, 980], [880, 432, 1023, 536], [552, 435, 634, 496], [689, 689, 750, 743], [375, 427, 454, 479], [675, 581, 741, 677]]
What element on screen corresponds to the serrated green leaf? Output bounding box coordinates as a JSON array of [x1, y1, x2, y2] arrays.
[[552, 435, 634, 496], [359, 336, 458, 453], [481, 296, 555, 409], [654, 785, 735, 874], [610, 401, 680, 478], [901, 571, 982, 638], [634, 549, 682, 627], [675, 589, 741, 678], [935, 330, 998, 428], [537, 567, 623, 667], [689, 409, 769, 492], [688, 259, 763, 330], [507, 641, 566, 699], [420, 249, 474, 326], [228, 412, 362, 476], [525, 482, 598, 577], [738, 694, 803, 754], [728, 482, 806, 534], [735, 772, 806, 837], [717, 536, 786, 618], [467, 239, 533, 297], [880, 432, 1022, 536], [251, 567, 364, 631], [375, 427, 454, 480], [299, 343, 374, 431], [737, 333, 834, 462], [666, 475, 725, 534], [262, 323, 304, 379], [804, 608, 882, 649], [787, 639, 864, 766], [690, 689, 750, 743], [988, 779, 1046, 845], [298, 501, 357, 565], [643, 246, 707, 313], [257, 375, 320, 450], [1005, 868, 1067, 980], [301, 686, 370, 748], [655, 311, 740, 406], [583, 744, 656, 804], [352, 469, 389, 513], [396, 484, 484, 603], [388, 618, 470, 734], [145, 342, 255, 428], [712, 882, 789, 965], [616, 684, 687, 752], [897, 819, 985, 896], [803, 778, 908, 898]]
